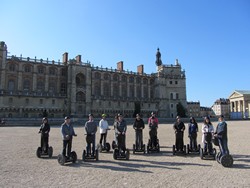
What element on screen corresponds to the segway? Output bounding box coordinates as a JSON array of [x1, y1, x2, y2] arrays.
[[146, 128, 160, 153], [133, 128, 146, 154], [82, 134, 99, 161], [173, 131, 186, 155], [97, 129, 111, 153], [187, 133, 200, 154], [113, 134, 130, 160], [187, 144, 200, 154], [57, 151, 77, 165], [214, 137, 234, 167], [36, 146, 53, 158], [200, 132, 216, 160], [36, 131, 53, 158]]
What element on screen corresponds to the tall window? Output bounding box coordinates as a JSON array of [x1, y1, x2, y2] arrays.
[[122, 84, 127, 97], [8, 80, 15, 91], [23, 79, 31, 91], [76, 73, 85, 87], [38, 66, 45, 74], [60, 83, 67, 94], [37, 81, 45, 91], [103, 83, 110, 97], [113, 83, 119, 97], [143, 86, 148, 98], [49, 82, 56, 93], [24, 65, 31, 72], [9, 64, 15, 71], [49, 68, 56, 75], [113, 74, 119, 81], [94, 83, 101, 96], [137, 86, 141, 98], [129, 85, 134, 97]]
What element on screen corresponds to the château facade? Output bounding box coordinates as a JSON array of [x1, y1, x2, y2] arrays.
[[0, 41, 187, 118]]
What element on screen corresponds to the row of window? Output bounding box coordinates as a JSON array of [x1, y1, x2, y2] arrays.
[[7, 80, 67, 94], [93, 72, 154, 85], [93, 83, 153, 98], [8, 63, 66, 76], [8, 98, 56, 105]]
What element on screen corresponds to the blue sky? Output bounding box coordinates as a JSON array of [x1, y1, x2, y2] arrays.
[[1, 0, 250, 107]]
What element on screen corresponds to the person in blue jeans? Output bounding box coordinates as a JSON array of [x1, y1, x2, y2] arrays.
[[214, 115, 229, 156], [61, 116, 77, 158], [85, 114, 97, 156], [188, 117, 198, 151]]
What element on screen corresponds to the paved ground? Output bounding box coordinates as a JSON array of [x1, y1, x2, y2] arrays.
[[0, 120, 249, 188]]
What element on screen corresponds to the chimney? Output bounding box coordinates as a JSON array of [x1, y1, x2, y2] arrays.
[[117, 61, 123, 72], [62, 52, 68, 65], [76, 55, 81, 64], [137, 64, 144, 75]]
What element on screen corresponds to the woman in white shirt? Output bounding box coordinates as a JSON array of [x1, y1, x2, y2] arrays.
[[202, 116, 214, 154], [99, 114, 109, 147]]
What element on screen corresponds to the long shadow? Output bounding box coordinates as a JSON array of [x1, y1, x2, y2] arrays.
[[232, 154, 250, 163], [231, 163, 250, 169]]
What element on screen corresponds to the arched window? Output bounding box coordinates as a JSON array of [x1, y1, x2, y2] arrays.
[[49, 67, 56, 75], [38, 66, 45, 74], [94, 72, 101, 79], [76, 73, 85, 87], [129, 76, 134, 83], [24, 65, 31, 72], [113, 74, 119, 81], [143, 78, 148, 85], [121, 75, 127, 82], [104, 73, 110, 80], [9, 64, 15, 71]]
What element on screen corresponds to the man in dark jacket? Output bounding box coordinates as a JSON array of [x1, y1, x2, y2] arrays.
[[61, 116, 77, 158], [173, 116, 185, 151], [39, 117, 50, 153], [85, 114, 97, 156], [133, 114, 145, 150], [215, 115, 229, 156], [114, 114, 127, 152]]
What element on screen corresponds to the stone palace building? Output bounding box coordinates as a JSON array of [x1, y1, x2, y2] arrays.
[[0, 41, 187, 118]]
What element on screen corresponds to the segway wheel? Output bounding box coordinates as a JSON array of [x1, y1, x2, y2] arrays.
[[82, 150, 86, 161], [70, 151, 77, 163], [125, 149, 130, 160], [133, 144, 135, 154], [113, 149, 118, 160], [200, 148, 204, 159], [95, 150, 99, 161], [216, 152, 221, 164], [57, 154, 65, 166], [48, 146, 53, 158], [36, 147, 42, 158], [183, 145, 187, 155], [106, 143, 111, 152], [221, 155, 234, 167], [172, 145, 176, 155]]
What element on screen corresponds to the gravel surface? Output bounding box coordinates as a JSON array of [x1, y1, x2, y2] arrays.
[[0, 120, 249, 188]]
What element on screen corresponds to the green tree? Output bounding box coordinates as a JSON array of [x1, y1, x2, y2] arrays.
[[177, 102, 187, 117]]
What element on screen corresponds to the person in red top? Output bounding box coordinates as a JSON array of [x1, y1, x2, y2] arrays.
[[148, 112, 159, 148]]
